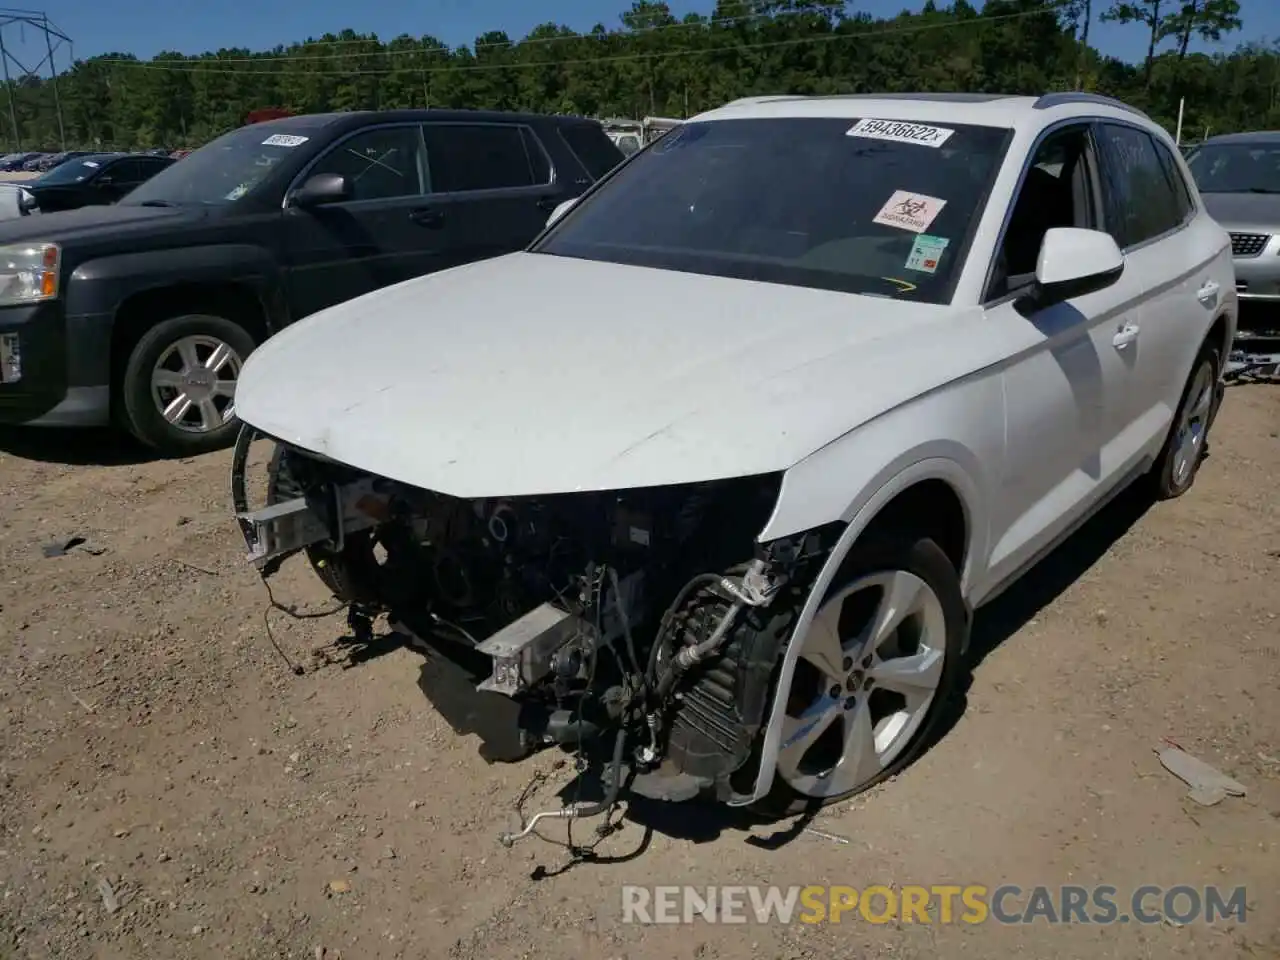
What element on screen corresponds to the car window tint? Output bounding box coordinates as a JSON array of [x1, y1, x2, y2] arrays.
[[422, 124, 536, 193], [1185, 141, 1280, 194], [1097, 123, 1183, 247], [309, 126, 425, 202], [108, 159, 144, 183], [520, 127, 552, 184], [559, 123, 625, 179]]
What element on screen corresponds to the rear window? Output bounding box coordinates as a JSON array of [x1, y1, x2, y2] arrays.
[[559, 123, 626, 180], [536, 116, 1012, 304]]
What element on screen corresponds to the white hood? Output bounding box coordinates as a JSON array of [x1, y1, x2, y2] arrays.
[[235, 253, 966, 498]]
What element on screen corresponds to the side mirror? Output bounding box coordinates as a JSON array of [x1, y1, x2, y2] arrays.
[[96, 174, 115, 186], [291, 172, 352, 208], [545, 196, 578, 228], [1020, 227, 1124, 310]]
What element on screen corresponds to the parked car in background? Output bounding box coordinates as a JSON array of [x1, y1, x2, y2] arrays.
[[0, 109, 623, 455], [0, 152, 41, 172], [13, 153, 176, 215], [168, 149, 192, 160], [1185, 130, 1280, 305], [35, 150, 97, 172], [21, 154, 50, 173]]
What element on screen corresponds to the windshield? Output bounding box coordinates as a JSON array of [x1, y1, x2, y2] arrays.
[[122, 121, 321, 206], [1185, 142, 1280, 194], [35, 157, 108, 185], [535, 117, 1011, 303]]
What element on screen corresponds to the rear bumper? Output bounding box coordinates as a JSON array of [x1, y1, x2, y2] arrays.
[[0, 300, 112, 427]]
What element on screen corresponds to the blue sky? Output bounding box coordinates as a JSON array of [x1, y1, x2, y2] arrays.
[[6, 0, 1277, 76]]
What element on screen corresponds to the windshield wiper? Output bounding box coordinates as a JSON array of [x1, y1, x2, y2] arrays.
[[138, 199, 176, 207]]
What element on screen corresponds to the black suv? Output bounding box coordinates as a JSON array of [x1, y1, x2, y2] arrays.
[[0, 110, 623, 454]]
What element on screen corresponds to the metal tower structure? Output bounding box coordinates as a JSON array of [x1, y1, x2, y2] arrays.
[[0, 7, 72, 151]]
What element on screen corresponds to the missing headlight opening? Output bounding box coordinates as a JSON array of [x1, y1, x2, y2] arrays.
[[231, 428, 839, 845]]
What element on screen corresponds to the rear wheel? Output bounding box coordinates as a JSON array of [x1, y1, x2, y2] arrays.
[[752, 533, 966, 817], [1148, 345, 1220, 500], [119, 312, 255, 456]]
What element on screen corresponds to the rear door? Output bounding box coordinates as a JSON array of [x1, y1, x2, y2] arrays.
[[419, 122, 568, 269], [1092, 121, 1223, 459], [95, 158, 145, 203], [280, 122, 444, 319]]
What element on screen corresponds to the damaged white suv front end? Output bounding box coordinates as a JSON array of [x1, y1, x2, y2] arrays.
[[230, 93, 1233, 840]]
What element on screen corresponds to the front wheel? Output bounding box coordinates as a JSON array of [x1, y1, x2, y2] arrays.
[[119, 313, 255, 456], [752, 533, 967, 817]]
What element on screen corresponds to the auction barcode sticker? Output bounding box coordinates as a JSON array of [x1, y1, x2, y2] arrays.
[[262, 134, 309, 148], [846, 118, 955, 148]]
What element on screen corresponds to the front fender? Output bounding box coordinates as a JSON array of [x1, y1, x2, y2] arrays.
[[735, 456, 988, 808], [66, 243, 287, 328]]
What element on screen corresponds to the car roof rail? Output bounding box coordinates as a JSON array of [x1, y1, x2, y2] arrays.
[[1032, 91, 1150, 119], [720, 95, 801, 108]]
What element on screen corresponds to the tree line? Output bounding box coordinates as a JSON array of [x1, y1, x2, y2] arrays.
[[2, 0, 1276, 153]]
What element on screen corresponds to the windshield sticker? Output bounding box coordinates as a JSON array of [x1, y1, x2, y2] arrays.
[[262, 134, 309, 148], [905, 234, 951, 274], [82, 160, 99, 168], [225, 183, 250, 201], [873, 190, 947, 234], [846, 118, 955, 149]]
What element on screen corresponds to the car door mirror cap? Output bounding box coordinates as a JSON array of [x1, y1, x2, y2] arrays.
[[1021, 227, 1125, 310], [545, 196, 578, 227], [292, 172, 353, 208]]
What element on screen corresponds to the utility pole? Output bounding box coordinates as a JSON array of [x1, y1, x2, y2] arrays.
[[42, 13, 64, 149], [0, 9, 73, 151], [0, 29, 18, 150]]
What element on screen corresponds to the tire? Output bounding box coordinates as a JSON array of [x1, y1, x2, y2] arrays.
[[752, 533, 967, 817], [1147, 344, 1221, 501], [119, 312, 256, 456]]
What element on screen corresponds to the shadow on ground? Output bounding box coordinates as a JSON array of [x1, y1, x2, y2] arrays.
[[0, 426, 156, 467], [333, 481, 1157, 861]]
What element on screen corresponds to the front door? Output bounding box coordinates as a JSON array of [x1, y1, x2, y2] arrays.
[[980, 122, 1144, 595], [281, 123, 449, 320]]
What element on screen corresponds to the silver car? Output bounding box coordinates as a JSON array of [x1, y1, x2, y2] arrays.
[[1186, 131, 1280, 378], [1185, 131, 1280, 305]]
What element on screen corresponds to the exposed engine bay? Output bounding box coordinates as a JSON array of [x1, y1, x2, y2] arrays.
[[230, 429, 837, 843]]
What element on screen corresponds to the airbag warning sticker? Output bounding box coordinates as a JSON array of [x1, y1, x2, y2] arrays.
[[846, 118, 955, 148], [873, 190, 947, 234]]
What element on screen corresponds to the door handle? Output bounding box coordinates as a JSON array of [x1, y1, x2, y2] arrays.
[[409, 208, 444, 228], [1196, 280, 1220, 307], [1112, 322, 1141, 349]]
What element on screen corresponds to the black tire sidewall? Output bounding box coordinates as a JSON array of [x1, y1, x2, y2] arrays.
[[753, 533, 967, 817], [120, 313, 256, 456], [1153, 345, 1220, 500]]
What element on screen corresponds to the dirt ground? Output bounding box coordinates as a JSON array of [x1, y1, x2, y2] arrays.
[[1, 385, 1277, 960]]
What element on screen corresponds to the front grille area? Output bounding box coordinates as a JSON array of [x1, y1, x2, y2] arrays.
[[1230, 232, 1271, 258]]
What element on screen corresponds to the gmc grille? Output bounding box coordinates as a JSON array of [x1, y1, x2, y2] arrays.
[[1229, 232, 1270, 258]]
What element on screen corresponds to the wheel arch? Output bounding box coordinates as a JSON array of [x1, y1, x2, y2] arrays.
[[109, 281, 270, 399], [735, 453, 987, 807]]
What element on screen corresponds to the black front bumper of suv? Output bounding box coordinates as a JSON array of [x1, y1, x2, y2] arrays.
[[0, 300, 112, 427]]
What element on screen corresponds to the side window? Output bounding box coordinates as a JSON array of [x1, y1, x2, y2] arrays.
[[1096, 123, 1184, 249], [989, 125, 1097, 300], [421, 124, 540, 193], [105, 159, 143, 183], [308, 126, 425, 202], [521, 127, 552, 184], [1154, 140, 1196, 221], [558, 122, 626, 179]]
